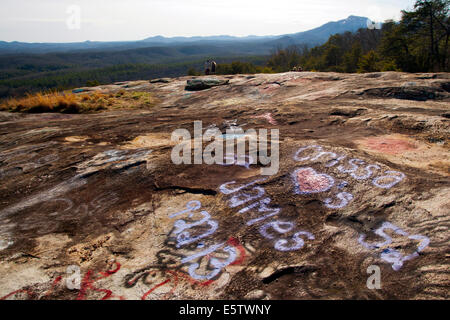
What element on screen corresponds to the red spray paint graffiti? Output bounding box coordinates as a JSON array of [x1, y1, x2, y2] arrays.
[[136, 237, 246, 300], [0, 289, 34, 300], [0, 237, 246, 300], [1, 263, 124, 300], [77, 262, 125, 300], [363, 137, 417, 155], [251, 113, 278, 125]]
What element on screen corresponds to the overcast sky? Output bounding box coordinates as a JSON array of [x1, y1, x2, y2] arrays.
[[0, 0, 417, 43]]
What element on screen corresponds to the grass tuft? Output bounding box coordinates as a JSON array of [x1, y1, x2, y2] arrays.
[[0, 90, 157, 114]]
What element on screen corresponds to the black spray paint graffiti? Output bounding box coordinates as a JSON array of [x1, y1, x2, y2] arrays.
[[125, 201, 246, 297], [124, 239, 244, 299]]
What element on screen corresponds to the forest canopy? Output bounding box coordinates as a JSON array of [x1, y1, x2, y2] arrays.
[[265, 0, 449, 73], [0, 0, 448, 99]]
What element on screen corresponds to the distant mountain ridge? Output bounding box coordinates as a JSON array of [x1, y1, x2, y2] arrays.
[[0, 15, 373, 54], [142, 34, 277, 43], [278, 15, 373, 46]]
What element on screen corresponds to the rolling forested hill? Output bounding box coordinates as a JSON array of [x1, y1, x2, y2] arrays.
[[0, 16, 371, 98]]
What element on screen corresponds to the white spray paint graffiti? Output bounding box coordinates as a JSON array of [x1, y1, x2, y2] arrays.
[[0, 225, 15, 251], [0, 153, 60, 178], [0, 148, 148, 219], [219, 179, 315, 251], [358, 222, 430, 271], [274, 231, 315, 252], [238, 197, 280, 226], [292, 145, 406, 209], [47, 198, 74, 216], [14, 193, 119, 236], [0, 239, 14, 251], [219, 179, 267, 195], [44, 193, 119, 219], [168, 201, 237, 280], [0, 176, 87, 220], [372, 171, 406, 189], [173, 210, 219, 248], [218, 154, 254, 169], [259, 221, 294, 239], [229, 187, 265, 208], [323, 192, 354, 209], [183, 245, 237, 281], [294, 145, 406, 189]]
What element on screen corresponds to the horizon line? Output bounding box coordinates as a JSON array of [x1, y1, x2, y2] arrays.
[[0, 14, 389, 45]]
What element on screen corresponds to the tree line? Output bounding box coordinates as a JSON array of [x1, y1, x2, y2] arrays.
[[1, 0, 447, 99], [221, 0, 449, 74]]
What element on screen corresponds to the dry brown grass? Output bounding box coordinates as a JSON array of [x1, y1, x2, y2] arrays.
[[0, 90, 157, 114]]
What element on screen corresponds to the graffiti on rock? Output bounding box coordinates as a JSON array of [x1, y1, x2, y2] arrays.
[[358, 222, 430, 271], [292, 145, 406, 209]]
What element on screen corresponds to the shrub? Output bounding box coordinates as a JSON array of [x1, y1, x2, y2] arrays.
[[0, 91, 81, 113], [216, 61, 274, 75], [357, 51, 382, 73], [187, 68, 201, 76], [86, 80, 100, 87]]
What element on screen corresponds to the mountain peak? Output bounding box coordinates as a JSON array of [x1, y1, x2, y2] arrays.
[[0, 16, 372, 54], [336, 15, 369, 25], [279, 15, 370, 47], [346, 15, 367, 20]]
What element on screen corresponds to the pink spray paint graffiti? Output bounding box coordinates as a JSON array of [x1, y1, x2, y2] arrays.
[[291, 145, 406, 209], [251, 113, 278, 125]]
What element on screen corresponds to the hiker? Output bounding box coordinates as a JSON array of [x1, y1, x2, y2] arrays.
[[205, 60, 211, 75], [211, 60, 217, 74]]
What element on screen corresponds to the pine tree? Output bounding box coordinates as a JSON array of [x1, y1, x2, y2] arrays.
[[358, 51, 381, 73]]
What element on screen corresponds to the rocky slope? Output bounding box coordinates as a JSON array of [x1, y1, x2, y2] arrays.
[[0, 71, 448, 300]]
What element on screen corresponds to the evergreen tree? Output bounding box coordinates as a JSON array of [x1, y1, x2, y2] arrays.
[[401, 0, 449, 71], [343, 42, 363, 73], [358, 51, 381, 73]]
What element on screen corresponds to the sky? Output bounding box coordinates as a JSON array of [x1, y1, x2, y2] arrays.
[[0, 0, 417, 43]]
